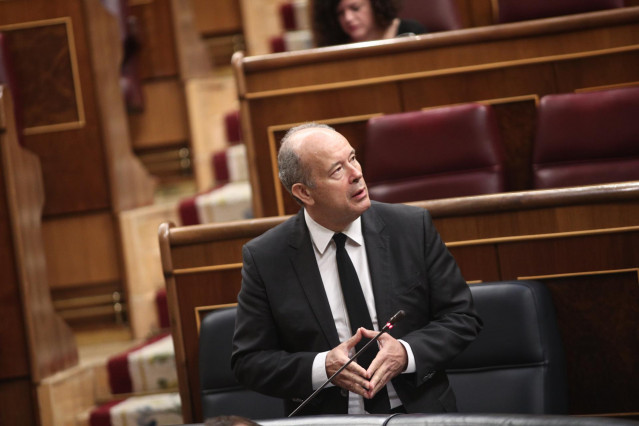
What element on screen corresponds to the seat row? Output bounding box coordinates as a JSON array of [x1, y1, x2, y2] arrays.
[[363, 85, 639, 204]]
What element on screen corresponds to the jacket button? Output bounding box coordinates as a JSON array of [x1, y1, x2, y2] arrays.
[[341, 389, 348, 397]]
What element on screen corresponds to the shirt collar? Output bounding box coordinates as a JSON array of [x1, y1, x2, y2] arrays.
[[304, 209, 364, 255]]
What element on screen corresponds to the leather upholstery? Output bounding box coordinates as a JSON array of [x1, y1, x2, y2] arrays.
[[496, 0, 624, 23], [447, 281, 568, 414], [199, 307, 286, 421], [398, 0, 463, 32], [363, 104, 506, 203], [532, 86, 639, 189]]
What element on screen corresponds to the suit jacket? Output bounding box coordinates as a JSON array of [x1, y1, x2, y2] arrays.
[[231, 201, 482, 415]]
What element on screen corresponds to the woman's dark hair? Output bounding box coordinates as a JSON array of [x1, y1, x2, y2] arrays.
[[312, 0, 400, 47]]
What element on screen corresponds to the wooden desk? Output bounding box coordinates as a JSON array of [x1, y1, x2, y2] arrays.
[[160, 181, 639, 422], [232, 7, 639, 217]]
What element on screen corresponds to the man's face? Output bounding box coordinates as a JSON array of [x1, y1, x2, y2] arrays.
[[295, 128, 371, 231], [337, 0, 377, 43]]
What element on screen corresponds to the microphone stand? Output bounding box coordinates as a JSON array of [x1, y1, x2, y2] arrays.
[[288, 310, 405, 417]]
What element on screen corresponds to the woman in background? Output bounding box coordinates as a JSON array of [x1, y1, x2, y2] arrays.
[[312, 0, 426, 47]]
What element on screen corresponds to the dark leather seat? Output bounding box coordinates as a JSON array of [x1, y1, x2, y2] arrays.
[[495, 0, 624, 24], [199, 306, 286, 421], [447, 280, 568, 414], [398, 0, 463, 32], [363, 104, 506, 203], [532, 86, 639, 189]]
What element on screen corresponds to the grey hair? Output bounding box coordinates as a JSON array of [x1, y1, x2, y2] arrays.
[[278, 122, 336, 204]]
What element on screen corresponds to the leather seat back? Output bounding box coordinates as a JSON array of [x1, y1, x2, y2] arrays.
[[447, 281, 568, 414], [199, 306, 286, 421], [532, 86, 639, 189], [364, 104, 506, 203]]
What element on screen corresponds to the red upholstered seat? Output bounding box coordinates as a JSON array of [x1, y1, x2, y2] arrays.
[[495, 0, 624, 24], [363, 104, 506, 203], [279, 1, 297, 31], [532, 86, 639, 189], [224, 109, 242, 145], [399, 0, 463, 32]]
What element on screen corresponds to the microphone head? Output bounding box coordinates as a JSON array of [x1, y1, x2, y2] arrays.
[[389, 310, 405, 325]]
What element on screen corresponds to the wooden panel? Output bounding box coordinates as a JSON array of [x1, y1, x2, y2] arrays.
[[129, 79, 190, 149], [191, 0, 242, 36], [538, 271, 639, 415], [4, 23, 81, 130], [447, 244, 500, 282], [170, 238, 248, 270], [1, 14, 110, 215], [42, 212, 121, 288], [129, 0, 179, 79], [429, 198, 639, 242], [553, 48, 639, 93], [0, 379, 37, 426], [490, 99, 537, 191], [497, 230, 639, 279]]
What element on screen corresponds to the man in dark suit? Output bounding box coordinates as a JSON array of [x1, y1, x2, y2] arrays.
[[231, 123, 482, 415]]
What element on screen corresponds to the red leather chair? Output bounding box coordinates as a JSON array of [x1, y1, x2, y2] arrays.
[[532, 86, 639, 189], [398, 0, 463, 32], [363, 104, 506, 203], [495, 0, 624, 24]]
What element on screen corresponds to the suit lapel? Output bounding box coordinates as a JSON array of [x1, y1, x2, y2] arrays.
[[288, 210, 341, 348], [362, 206, 394, 329]]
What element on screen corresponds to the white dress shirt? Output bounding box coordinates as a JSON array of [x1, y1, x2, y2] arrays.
[[304, 210, 416, 413]]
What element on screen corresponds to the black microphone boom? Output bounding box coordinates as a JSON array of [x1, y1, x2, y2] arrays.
[[288, 310, 406, 417]]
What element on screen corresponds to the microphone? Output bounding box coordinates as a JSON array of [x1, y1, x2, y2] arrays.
[[288, 310, 406, 417]]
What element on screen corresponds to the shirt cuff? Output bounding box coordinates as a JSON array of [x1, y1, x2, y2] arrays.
[[398, 339, 416, 374], [312, 351, 334, 389]]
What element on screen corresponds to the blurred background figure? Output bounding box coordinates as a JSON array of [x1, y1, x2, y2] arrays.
[[312, 0, 426, 46]]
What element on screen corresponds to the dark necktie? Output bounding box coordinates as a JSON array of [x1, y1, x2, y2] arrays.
[[333, 233, 390, 414]]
